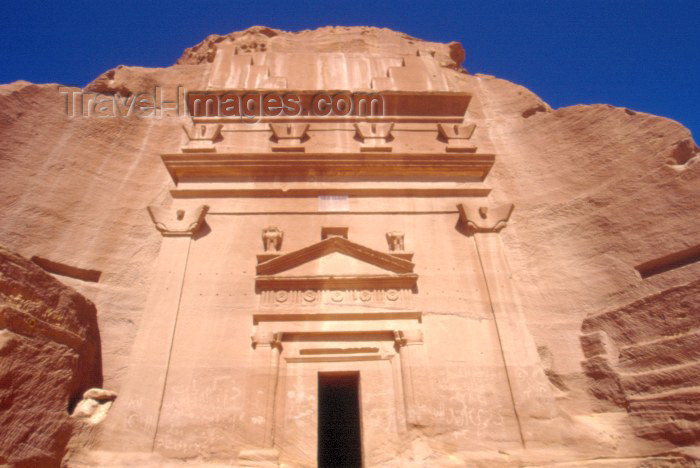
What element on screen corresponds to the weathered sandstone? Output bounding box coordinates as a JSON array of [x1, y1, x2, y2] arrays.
[[0, 26, 698, 466], [0, 247, 102, 466]]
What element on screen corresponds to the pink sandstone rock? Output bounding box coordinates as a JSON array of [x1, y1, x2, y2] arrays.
[[0, 247, 102, 466], [0, 26, 698, 466]]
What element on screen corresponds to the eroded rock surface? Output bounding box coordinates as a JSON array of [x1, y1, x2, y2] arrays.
[[582, 279, 700, 444], [0, 247, 102, 467]]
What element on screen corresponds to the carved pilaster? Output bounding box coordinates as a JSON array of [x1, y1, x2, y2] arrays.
[[248, 331, 283, 448], [393, 329, 431, 426], [457, 201, 560, 447], [98, 207, 206, 451]]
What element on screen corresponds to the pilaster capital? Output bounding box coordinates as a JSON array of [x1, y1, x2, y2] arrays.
[[393, 329, 423, 348], [457, 202, 514, 234], [251, 331, 283, 349], [147, 205, 209, 237]]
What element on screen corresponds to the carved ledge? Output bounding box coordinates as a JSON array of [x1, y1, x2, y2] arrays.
[[270, 123, 309, 152], [256, 274, 418, 292], [181, 123, 222, 152], [253, 311, 422, 325], [438, 123, 477, 153], [161, 151, 495, 181], [355, 122, 393, 152], [147, 205, 209, 237], [457, 202, 514, 234]]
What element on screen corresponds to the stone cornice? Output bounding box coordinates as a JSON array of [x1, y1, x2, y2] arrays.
[[161, 151, 494, 182], [255, 274, 418, 292]]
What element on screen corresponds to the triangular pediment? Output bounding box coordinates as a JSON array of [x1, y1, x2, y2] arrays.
[[276, 251, 392, 277], [256, 236, 414, 276]]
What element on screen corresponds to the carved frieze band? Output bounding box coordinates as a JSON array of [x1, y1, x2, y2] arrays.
[[259, 288, 411, 307]]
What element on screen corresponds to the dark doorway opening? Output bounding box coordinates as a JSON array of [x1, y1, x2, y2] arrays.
[[318, 372, 362, 468]]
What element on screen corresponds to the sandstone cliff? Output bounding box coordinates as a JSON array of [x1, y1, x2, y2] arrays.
[[0, 26, 698, 465]]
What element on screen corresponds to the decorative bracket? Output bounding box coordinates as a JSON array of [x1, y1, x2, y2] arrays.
[[321, 226, 348, 240], [354, 122, 394, 152], [262, 226, 284, 252], [457, 202, 513, 234], [438, 123, 477, 153], [386, 231, 405, 252], [147, 205, 209, 237], [269, 123, 309, 152], [182, 123, 222, 152]]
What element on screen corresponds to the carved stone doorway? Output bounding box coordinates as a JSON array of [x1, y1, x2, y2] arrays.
[[318, 371, 363, 468]]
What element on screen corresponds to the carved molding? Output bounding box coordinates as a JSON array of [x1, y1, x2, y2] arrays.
[[457, 202, 514, 233], [182, 123, 222, 152], [256, 235, 415, 276], [161, 151, 495, 182], [147, 205, 209, 237], [253, 311, 422, 325], [256, 275, 417, 293]]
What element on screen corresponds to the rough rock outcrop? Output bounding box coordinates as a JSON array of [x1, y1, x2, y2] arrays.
[[581, 279, 700, 444], [0, 247, 101, 467]]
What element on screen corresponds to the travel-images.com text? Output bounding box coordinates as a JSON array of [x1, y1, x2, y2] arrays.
[[58, 86, 385, 119]]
